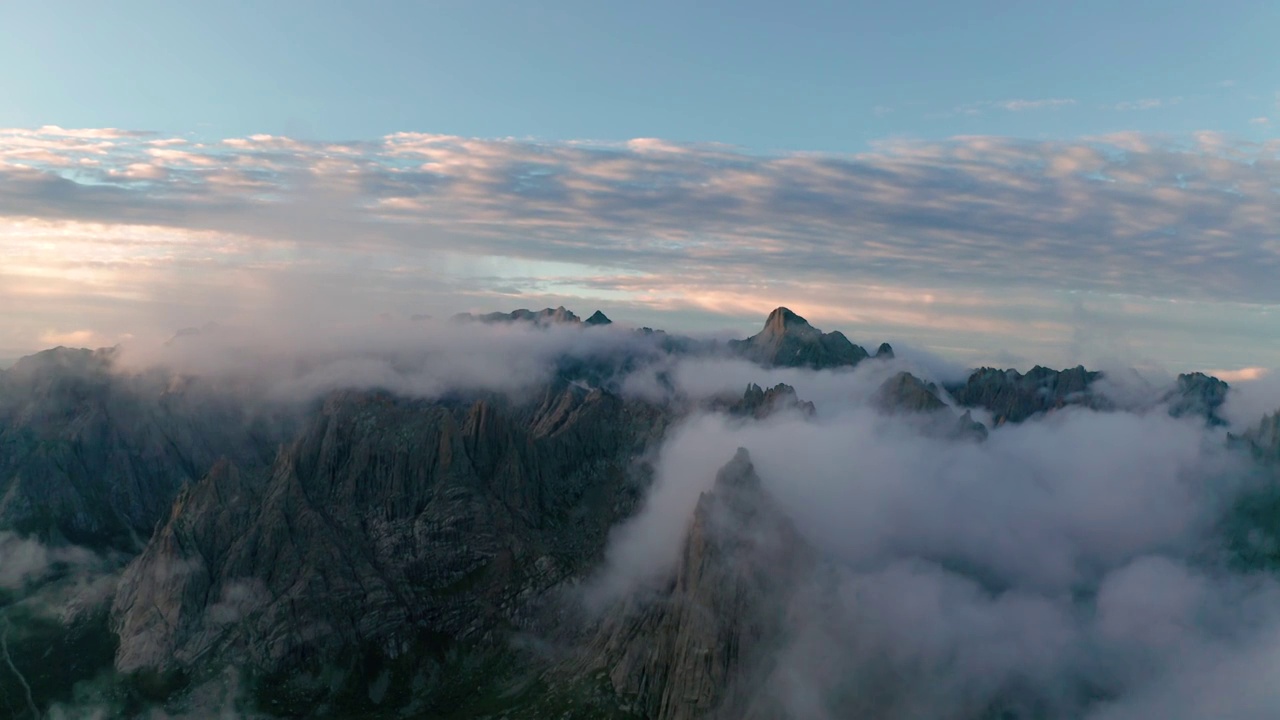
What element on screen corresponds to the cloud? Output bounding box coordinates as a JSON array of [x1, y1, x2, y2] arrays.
[[956, 98, 1076, 114], [591, 356, 1275, 717], [1250, 116, 1271, 125], [0, 532, 99, 590], [1114, 97, 1182, 111], [111, 313, 679, 405], [2, 126, 1280, 368]]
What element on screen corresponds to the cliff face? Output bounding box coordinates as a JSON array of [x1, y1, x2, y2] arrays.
[[729, 308, 871, 370], [2, 307, 1267, 718], [1165, 372, 1229, 426], [0, 347, 284, 549], [575, 449, 813, 720], [110, 384, 670, 700], [946, 365, 1100, 425]]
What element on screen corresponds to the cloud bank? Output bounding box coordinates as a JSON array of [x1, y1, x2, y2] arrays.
[[591, 356, 1278, 718], [2, 126, 1278, 368]]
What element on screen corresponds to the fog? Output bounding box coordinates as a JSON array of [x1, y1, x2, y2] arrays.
[[106, 314, 680, 404], [6, 313, 1280, 718], [592, 353, 1280, 718]]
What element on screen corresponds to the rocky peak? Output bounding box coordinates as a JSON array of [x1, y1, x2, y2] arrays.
[[728, 382, 817, 419], [876, 342, 895, 359], [1237, 411, 1280, 465], [584, 310, 613, 326], [730, 308, 870, 370], [582, 448, 811, 719], [1166, 371, 1229, 426], [761, 307, 816, 338], [875, 371, 947, 414], [875, 372, 989, 441], [946, 365, 1101, 425], [454, 306, 584, 325]]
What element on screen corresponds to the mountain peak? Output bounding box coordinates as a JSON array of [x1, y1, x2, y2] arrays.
[[714, 447, 759, 492], [585, 310, 613, 326], [762, 307, 811, 335]]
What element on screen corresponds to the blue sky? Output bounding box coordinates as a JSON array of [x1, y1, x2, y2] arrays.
[[2, 1, 1276, 150], [0, 1, 1278, 374]]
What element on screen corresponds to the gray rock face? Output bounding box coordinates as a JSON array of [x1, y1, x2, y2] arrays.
[[946, 365, 1100, 425], [454, 306, 584, 325], [585, 310, 614, 326], [111, 384, 670, 687], [725, 383, 817, 419], [876, 371, 988, 441], [576, 449, 812, 720], [0, 347, 283, 549], [875, 371, 948, 414], [1166, 372, 1229, 426], [729, 307, 870, 370], [1238, 411, 1280, 465]]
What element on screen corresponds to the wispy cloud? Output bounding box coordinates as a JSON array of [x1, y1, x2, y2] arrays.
[[955, 98, 1076, 115], [1, 126, 1279, 367], [1114, 97, 1183, 111]]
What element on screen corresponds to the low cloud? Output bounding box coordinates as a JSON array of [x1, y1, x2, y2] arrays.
[[0, 531, 99, 591], [592, 354, 1274, 717]]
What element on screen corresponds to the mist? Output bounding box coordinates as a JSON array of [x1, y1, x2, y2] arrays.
[[591, 354, 1279, 718], [101, 314, 683, 405]]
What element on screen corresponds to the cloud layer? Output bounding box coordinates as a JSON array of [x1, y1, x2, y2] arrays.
[[592, 355, 1277, 718], [2, 126, 1278, 369]]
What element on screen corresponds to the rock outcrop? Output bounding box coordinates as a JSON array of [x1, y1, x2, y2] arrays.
[[454, 306, 584, 325], [110, 383, 670, 714], [729, 307, 870, 370], [875, 371, 947, 414], [0, 347, 284, 549], [1165, 372, 1229, 426], [946, 365, 1099, 425], [585, 310, 614, 326], [876, 371, 988, 441], [725, 383, 817, 419], [576, 449, 812, 720]]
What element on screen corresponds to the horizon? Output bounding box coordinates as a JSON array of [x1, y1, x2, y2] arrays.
[[3, 2, 1279, 375]]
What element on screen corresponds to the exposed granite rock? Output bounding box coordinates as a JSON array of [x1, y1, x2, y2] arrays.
[[725, 383, 817, 419], [1235, 411, 1280, 465], [876, 371, 988, 441], [574, 448, 812, 720], [585, 311, 614, 326], [946, 365, 1100, 425], [729, 308, 870, 370], [875, 342, 895, 360], [110, 384, 670, 700], [875, 371, 947, 414], [1166, 372, 1229, 426], [0, 347, 285, 550], [454, 306, 584, 325]]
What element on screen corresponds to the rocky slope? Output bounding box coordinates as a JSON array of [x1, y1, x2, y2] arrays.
[[109, 382, 670, 715], [728, 307, 873, 370], [0, 306, 1267, 718], [0, 347, 285, 550], [569, 448, 813, 720], [946, 365, 1100, 425]]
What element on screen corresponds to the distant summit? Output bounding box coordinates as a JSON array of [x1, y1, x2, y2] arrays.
[[584, 310, 613, 326], [730, 306, 871, 370], [453, 306, 583, 325]]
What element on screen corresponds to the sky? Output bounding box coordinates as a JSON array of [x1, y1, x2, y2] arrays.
[[1, 0, 1278, 372]]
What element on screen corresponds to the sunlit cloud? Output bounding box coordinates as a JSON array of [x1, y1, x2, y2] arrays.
[[1, 126, 1278, 368]]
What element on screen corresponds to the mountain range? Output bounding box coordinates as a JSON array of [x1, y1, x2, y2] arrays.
[[0, 307, 1275, 719]]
